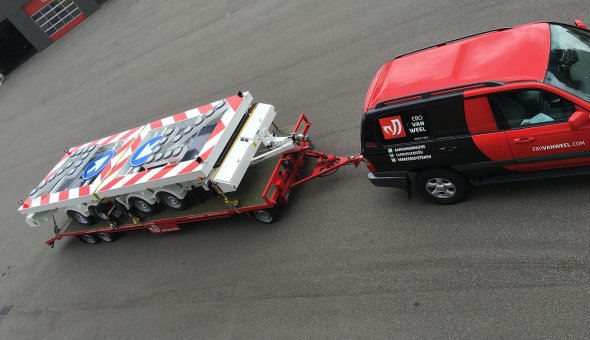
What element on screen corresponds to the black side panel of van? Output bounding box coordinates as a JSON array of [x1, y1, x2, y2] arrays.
[[362, 93, 501, 176]]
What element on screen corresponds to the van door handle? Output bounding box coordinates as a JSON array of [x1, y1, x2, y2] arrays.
[[513, 137, 536, 144], [439, 146, 458, 152]]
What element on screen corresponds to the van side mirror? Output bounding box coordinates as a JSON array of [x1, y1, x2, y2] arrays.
[[575, 19, 587, 29], [568, 110, 589, 131]]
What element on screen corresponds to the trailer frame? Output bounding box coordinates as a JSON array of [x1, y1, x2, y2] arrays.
[[45, 114, 364, 247]]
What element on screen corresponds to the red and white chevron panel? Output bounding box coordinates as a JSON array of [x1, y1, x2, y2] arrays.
[[18, 127, 143, 214], [18, 92, 253, 215], [95, 93, 252, 198]]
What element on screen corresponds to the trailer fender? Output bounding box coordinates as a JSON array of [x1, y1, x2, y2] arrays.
[[65, 204, 91, 216], [25, 210, 56, 227]]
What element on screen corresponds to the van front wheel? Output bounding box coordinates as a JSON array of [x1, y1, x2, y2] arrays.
[[415, 168, 470, 204]]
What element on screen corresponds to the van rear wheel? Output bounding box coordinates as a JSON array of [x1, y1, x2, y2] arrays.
[[415, 168, 470, 204]]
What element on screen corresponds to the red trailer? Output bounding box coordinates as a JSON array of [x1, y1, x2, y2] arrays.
[[45, 115, 364, 247]]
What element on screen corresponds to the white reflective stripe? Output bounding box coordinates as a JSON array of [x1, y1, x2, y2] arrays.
[[107, 175, 131, 190], [199, 131, 223, 157], [185, 108, 201, 118], [90, 182, 100, 193], [163, 162, 189, 178], [109, 131, 129, 144], [161, 116, 176, 127], [140, 127, 152, 139], [133, 168, 162, 185], [31, 197, 42, 207], [96, 135, 111, 145], [49, 192, 61, 204], [69, 188, 80, 199], [220, 107, 236, 126]]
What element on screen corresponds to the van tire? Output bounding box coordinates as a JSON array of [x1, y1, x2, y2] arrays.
[[415, 168, 470, 204]]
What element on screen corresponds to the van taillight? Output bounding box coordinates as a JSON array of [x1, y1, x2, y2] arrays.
[[364, 159, 377, 173]]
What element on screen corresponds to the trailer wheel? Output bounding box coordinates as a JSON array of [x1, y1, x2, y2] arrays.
[[158, 192, 189, 211], [129, 197, 156, 214], [77, 233, 100, 244], [253, 208, 279, 224], [96, 232, 118, 242], [89, 206, 109, 221], [67, 210, 95, 226]]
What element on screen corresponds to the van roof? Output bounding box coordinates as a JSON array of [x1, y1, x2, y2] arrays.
[[364, 23, 551, 111]]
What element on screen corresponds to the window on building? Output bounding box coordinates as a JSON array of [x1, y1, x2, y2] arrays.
[[29, 0, 83, 38]]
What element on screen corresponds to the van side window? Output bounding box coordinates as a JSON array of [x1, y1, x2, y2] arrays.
[[464, 97, 499, 135], [493, 90, 576, 129], [427, 96, 469, 139]]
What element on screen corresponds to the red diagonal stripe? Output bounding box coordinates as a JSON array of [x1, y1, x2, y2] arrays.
[[44, 170, 57, 181], [41, 194, 50, 205], [198, 103, 212, 115], [150, 164, 176, 181], [199, 147, 213, 161], [79, 186, 90, 197], [100, 132, 120, 146], [98, 176, 125, 192], [97, 137, 140, 179], [150, 120, 163, 130], [116, 138, 135, 156], [119, 127, 141, 141], [123, 170, 151, 186], [178, 160, 200, 175], [129, 136, 143, 152], [22, 197, 32, 209], [98, 163, 112, 180], [209, 120, 226, 139], [173, 111, 187, 122], [59, 190, 69, 201], [226, 95, 242, 112], [108, 156, 130, 177]]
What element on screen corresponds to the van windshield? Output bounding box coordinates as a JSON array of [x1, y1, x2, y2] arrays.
[[544, 24, 590, 102]]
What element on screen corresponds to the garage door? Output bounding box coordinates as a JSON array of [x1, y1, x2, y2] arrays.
[[24, 0, 86, 42]]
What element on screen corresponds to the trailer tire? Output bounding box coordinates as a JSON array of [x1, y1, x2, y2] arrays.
[[89, 205, 109, 221], [129, 197, 157, 214], [253, 208, 279, 224], [96, 232, 118, 242], [158, 192, 189, 211], [77, 233, 100, 244], [67, 210, 95, 226]]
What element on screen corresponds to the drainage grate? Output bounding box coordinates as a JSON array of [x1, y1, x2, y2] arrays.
[[0, 306, 13, 317]]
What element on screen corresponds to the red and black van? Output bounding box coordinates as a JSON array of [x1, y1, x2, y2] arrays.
[[361, 21, 590, 204]]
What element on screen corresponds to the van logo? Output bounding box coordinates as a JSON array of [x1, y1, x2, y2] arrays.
[[379, 116, 406, 139]]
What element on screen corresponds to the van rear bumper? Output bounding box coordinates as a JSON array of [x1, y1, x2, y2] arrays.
[[368, 172, 409, 190]]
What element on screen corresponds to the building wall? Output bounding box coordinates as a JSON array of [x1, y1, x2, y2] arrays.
[[0, 0, 99, 52]]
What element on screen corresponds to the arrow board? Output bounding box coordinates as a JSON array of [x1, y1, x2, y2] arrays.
[[82, 150, 115, 180], [130, 135, 164, 167]]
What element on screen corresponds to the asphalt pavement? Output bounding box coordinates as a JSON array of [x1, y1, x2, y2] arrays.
[[0, 0, 589, 338]]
